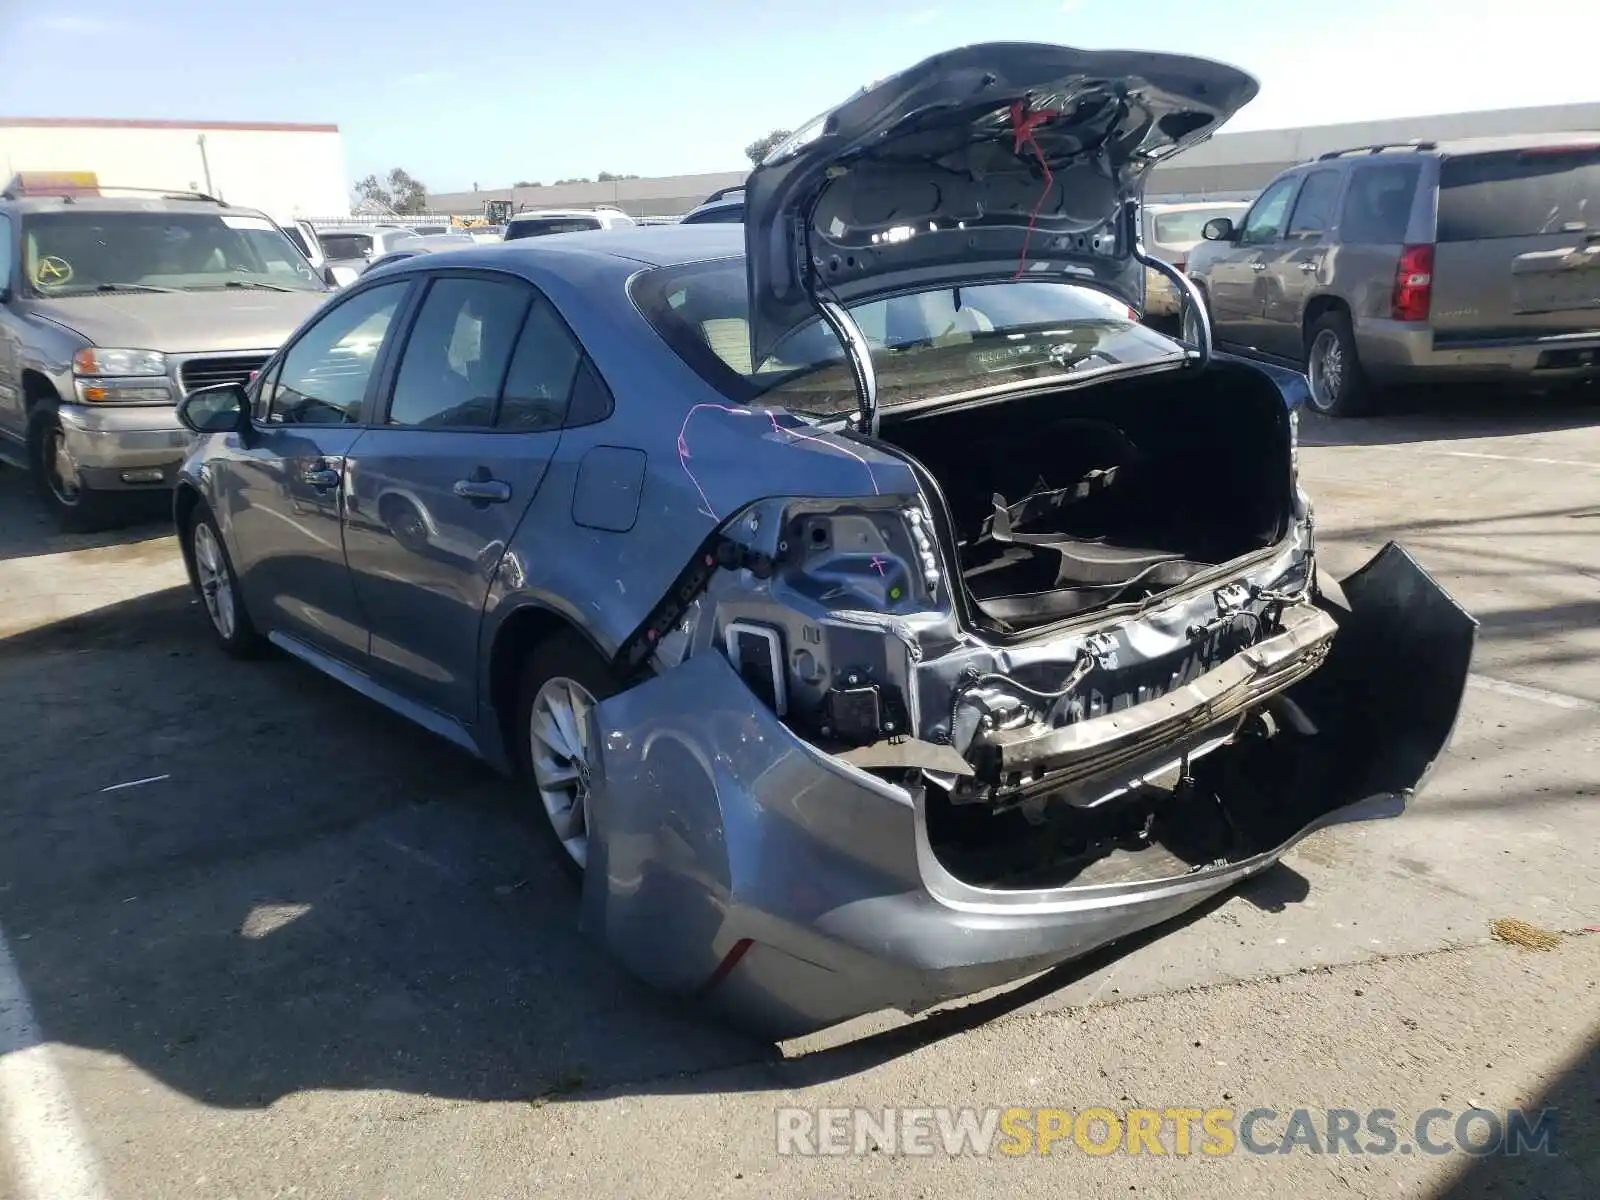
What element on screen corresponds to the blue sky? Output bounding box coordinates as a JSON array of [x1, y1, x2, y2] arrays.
[[0, 0, 1591, 194]]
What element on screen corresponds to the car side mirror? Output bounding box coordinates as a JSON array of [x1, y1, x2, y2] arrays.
[[1201, 217, 1236, 242], [324, 264, 360, 288], [177, 382, 250, 435]]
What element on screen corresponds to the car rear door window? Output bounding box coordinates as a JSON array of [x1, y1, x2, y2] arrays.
[[388, 276, 533, 428], [266, 280, 408, 425], [1286, 170, 1342, 238], [1338, 163, 1421, 244], [497, 297, 583, 430], [1237, 177, 1299, 245], [321, 232, 373, 260], [1437, 146, 1600, 241], [0, 213, 12, 290], [504, 218, 602, 240]]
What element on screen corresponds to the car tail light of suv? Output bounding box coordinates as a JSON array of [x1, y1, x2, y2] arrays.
[[1391, 243, 1435, 322]]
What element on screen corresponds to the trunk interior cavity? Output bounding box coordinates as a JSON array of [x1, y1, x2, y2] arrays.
[[876, 362, 1295, 632]]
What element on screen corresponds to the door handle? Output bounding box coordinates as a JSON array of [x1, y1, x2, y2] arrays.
[[1299, 261, 1320, 273], [453, 477, 511, 504], [1250, 262, 1268, 272], [302, 466, 340, 491]]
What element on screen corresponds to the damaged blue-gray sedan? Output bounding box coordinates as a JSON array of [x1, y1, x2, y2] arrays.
[[171, 42, 1476, 1039]]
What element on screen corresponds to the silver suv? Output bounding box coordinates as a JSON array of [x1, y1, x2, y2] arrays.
[[0, 175, 333, 528], [1184, 134, 1600, 415]]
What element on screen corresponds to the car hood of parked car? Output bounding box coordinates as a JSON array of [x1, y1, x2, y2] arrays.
[[26, 289, 330, 354], [743, 42, 1258, 371]]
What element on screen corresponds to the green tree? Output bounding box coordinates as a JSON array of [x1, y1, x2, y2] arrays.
[[744, 129, 791, 167], [353, 168, 429, 214]]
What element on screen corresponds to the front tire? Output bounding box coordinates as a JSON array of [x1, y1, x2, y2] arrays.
[[513, 631, 629, 881], [184, 505, 264, 657], [1304, 311, 1374, 418], [27, 408, 119, 533]]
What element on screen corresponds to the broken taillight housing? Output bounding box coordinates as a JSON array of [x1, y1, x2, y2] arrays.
[[1391, 244, 1434, 322]]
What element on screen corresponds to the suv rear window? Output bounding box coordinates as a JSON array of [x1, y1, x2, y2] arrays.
[[504, 217, 602, 241], [321, 232, 374, 260], [1437, 146, 1600, 241], [1338, 163, 1420, 243]]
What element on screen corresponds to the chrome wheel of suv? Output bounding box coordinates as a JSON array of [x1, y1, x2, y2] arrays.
[[45, 426, 82, 505], [1308, 328, 1344, 409]]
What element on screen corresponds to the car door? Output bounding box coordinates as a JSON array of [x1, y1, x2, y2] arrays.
[[342, 269, 588, 722], [1206, 175, 1302, 350], [219, 278, 414, 663], [1258, 168, 1345, 360], [0, 212, 24, 448]]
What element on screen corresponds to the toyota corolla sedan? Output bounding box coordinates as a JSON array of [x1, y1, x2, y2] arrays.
[[171, 42, 1476, 1040]]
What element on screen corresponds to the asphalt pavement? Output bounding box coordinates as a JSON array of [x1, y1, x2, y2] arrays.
[[0, 387, 1596, 1199]]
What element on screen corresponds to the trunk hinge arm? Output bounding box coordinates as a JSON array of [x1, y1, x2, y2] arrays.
[[1126, 199, 1212, 369], [814, 297, 880, 437]]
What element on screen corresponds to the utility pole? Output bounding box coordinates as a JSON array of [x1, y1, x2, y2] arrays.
[[196, 134, 216, 198]]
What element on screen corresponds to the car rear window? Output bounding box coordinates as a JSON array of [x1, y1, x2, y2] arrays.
[[632, 258, 1181, 418], [1437, 146, 1600, 241], [504, 217, 603, 241], [321, 232, 373, 259], [1337, 162, 1420, 244]]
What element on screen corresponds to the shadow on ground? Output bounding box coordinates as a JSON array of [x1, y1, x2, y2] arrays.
[[0, 584, 1315, 1110], [1299, 383, 1599, 448], [1433, 1029, 1598, 1199], [0, 467, 172, 563]]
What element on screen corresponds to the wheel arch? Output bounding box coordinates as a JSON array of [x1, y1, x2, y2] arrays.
[[1302, 294, 1351, 344], [173, 483, 205, 590], [21, 369, 59, 411], [487, 603, 612, 762]]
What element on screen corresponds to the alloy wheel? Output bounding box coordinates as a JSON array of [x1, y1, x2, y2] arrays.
[[192, 522, 238, 641], [46, 427, 82, 505], [529, 675, 598, 870], [1308, 328, 1345, 411]]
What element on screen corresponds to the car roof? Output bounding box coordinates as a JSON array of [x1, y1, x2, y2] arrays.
[[1143, 200, 1247, 213], [508, 208, 624, 220], [1, 194, 271, 217], [1315, 131, 1600, 163], [397, 222, 741, 270]]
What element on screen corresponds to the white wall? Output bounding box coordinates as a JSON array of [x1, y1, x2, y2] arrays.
[[0, 123, 348, 219]]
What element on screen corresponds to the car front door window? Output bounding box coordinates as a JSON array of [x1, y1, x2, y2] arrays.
[[387, 276, 533, 428], [266, 281, 408, 425], [1239, 179, 1299, 246], [1286, 171, 1342, 240]]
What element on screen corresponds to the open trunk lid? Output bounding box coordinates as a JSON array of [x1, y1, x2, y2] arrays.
[[742, 42, 1259, 407], [1430, 139, 1600, 344]]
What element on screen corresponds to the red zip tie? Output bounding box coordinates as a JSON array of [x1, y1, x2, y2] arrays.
[[1008, 99, 1063, 281]]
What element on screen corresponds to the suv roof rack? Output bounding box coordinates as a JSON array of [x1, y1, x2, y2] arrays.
[[1316, 141, 1438, 161]]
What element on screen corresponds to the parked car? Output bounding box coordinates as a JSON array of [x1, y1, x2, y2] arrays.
[[171, 43, 1474, 1039], [502, 208, 635, 241], [1183, 135, 1600, 415], [680, 189, 745, 225], [1140, 201, 1248, 318], [361, 234, 480, 274], [315, 225, 424, 274], [0, 172, 334, 529]]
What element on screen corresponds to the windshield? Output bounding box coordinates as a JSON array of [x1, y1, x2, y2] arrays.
[[320, 232, 374, 260], [633, 259, 1183, 417], [1152, 206, 1246, 246], [22, 210, 325, 295]]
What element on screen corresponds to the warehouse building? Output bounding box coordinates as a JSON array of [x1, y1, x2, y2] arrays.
[[434, 101, 1600, 220], [0, 117, 348, 219]]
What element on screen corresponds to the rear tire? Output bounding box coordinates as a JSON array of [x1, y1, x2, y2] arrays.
[[183, 503, 265, 658], [512, 631, 630, 881], [1304, 311, 1375, 418], [27, 408, 120, 533]]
